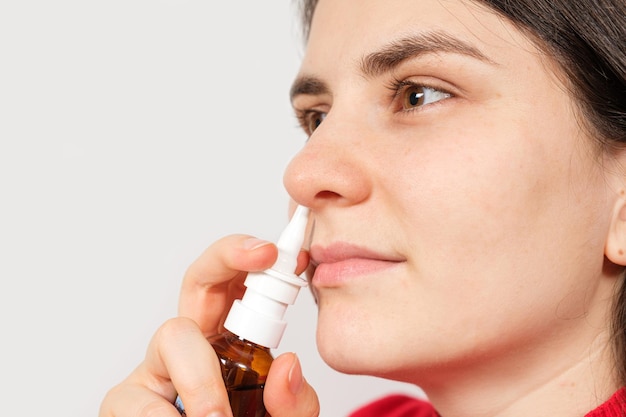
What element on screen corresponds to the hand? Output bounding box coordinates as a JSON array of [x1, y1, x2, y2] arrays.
[[99, 234, 320, 417]]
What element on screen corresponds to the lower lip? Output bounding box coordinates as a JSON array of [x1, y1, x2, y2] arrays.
[[312, 258, 402, 287]]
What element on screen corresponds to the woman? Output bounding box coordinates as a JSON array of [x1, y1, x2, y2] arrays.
[[100, 0, 626, 416]]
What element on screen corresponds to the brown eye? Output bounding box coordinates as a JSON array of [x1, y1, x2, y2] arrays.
[[304, 111, 326, 135], [404, 85, 426, 108], [399, 83, 452, 110]]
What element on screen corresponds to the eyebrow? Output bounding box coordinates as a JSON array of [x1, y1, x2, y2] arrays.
[[360, 31, 494, 78], [290, 30, 493, 102], [290, 76, 329, 102]]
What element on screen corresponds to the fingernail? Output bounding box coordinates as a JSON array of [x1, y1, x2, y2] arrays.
[[207, 412, 228, 417], [243, 237, 272, 250], [288, 353, 304, 395]]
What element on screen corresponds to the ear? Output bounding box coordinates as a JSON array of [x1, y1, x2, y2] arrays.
[[605, 190, 626, 266]]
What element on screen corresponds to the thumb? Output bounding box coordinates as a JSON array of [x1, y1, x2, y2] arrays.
[[264, 353, 320, 417]]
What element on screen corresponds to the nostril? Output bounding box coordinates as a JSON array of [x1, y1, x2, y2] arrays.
[[315, 190, 342, 200]]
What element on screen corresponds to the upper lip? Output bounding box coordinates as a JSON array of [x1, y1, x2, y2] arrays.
[[309, 242, 406, 266]]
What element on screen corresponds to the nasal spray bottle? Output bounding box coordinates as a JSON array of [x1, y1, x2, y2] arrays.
[[176, 205, 310, 417]]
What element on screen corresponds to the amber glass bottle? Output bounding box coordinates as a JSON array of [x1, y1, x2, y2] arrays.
[[208, 330, 274, 417], [175, 205, 310, 417]]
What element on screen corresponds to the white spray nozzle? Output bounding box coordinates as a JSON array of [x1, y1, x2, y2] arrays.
[[272, 205, 310, 275], [223, 204, 311, 348]]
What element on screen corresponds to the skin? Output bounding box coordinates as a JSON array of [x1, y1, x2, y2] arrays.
[[100, 0, 626, 416], [100, 235, 320, 417], [285, 0, 626, 415]]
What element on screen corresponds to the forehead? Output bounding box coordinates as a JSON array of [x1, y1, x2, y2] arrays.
[[301, 0, 536, 76]]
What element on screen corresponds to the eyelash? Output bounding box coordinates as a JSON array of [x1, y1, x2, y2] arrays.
[[295, 109, 326, 137], [386, 78, 453, 113], [294, 79, 453, 137]]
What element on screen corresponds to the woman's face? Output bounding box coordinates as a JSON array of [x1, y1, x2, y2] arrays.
[[284, 0, 619, 384]]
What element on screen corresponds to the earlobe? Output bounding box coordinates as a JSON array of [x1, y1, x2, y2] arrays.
[[605, 190, 626, 266]]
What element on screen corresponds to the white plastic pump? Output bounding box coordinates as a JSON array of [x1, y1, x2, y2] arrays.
[[223, 205, 310, 348]]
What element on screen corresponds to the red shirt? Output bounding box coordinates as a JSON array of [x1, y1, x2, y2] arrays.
[[348, 387, 626, 417]]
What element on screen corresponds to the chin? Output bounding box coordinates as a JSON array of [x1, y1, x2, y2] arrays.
[[314, 308, 400, 377], [316, 333, 418, 382], [315, 306, 370, 368], [314, 301, 439, 383], [316, 337, 376, 375]]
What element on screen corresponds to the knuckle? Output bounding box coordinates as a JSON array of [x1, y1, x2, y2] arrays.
[[155, 317, 199, 344], [137, 399, 175, 417]]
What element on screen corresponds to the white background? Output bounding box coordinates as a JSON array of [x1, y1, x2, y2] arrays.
[[0, 1, 423, 415]]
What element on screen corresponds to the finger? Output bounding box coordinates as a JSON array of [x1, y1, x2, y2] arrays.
[[179, 235, 310, 336], [131, 317, 233, 417], [179, 234, 278, 335], [99, 383, 182, 417], [264, 353, 320, 417], [295, 249, 310, 276]]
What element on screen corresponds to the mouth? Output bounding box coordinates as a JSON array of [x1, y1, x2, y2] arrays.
[[309, 242, 406, 287]]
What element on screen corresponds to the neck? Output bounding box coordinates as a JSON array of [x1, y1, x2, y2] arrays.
[[411, 273, 622, 417], [417, 322, 620, 417], [408, 268, 625, 417]]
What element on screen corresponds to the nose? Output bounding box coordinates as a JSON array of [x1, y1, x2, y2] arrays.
[[283, 113, 372, 210]]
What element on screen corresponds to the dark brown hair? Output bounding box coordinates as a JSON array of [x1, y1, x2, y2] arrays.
[[296, 0, 626, 382]]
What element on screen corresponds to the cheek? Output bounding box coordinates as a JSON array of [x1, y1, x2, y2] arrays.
[[390, 98, 599, 257], [385, 106, 609, 322]]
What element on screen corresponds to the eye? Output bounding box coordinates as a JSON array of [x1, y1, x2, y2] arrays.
[[393, 80, 452, 111], [297, 110, 327, 136]]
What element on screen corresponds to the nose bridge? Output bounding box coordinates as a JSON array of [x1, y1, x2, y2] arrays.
[[283, 104, 373, 209]]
